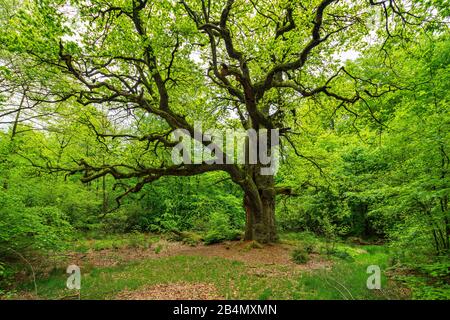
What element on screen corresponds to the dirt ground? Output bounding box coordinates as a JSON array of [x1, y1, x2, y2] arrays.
[[116, 282, 224, 300]]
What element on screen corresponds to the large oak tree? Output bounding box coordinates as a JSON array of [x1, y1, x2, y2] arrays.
[[0, 0, 440, 242]]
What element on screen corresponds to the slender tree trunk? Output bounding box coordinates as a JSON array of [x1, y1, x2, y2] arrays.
[[11, 88, 27, 140]]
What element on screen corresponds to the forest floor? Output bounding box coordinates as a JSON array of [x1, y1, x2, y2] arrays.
[[4, 233, 412, 300]]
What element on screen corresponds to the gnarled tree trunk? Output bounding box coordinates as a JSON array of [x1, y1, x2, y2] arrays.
[[242, 169, 278, 243]]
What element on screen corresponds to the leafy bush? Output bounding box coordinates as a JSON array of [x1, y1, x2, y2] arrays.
[[282, 232, 320, 253], [118, 174, 244, 234], [0, 261, 15, 292], [154, 244, 163, 254], [128, 232, 148, 248], [0, 191, 72, 253], [204, 229, 241, 245], [179, 232, 203, 246], [203, 212, 241, 245], [330, 249, 355, 262], [291, 248, 309, 264]]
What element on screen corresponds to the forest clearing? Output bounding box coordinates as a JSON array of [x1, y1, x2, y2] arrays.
[[6, 233, 413, 300], [0, 0, 449, 304]]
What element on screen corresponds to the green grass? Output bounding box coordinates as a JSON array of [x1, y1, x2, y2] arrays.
[[296, 245, 405, 300]]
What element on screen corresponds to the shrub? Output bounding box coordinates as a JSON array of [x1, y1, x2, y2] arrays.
[[330, 249, 355, 261], [154, 244, 163, 254], [0, 262, 15, 292], [204, 230, 226, 245], [291, 248, 309, 264], [128, 232, 147, 248], [282, 232, 320, 253], [203, 212, 241, 245], [0, 191, 72, 253], [180, 232, 203, 246], [304, 243, 317, 254]]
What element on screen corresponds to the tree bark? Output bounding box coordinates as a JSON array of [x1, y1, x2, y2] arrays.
[[242, 171, 278, 243]]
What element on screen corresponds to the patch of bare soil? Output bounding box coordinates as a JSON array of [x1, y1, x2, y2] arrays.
[[116, 282, 223, 300]]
